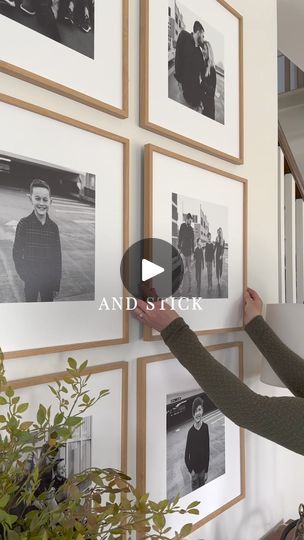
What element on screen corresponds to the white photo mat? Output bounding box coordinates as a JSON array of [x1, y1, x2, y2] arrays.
[[137, 344, 245, 532], [0, 98, 128, 357], [0, 1, 127, 115], [142, 0, 243, 162], [10, 362, 128, 473], [145, 146, 246, 338]]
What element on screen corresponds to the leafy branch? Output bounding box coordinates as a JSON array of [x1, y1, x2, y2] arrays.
[[0, 350, 199, 539]]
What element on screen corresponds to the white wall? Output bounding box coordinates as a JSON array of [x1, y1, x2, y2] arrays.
[[0, 0, 297, 539], [278, 0, 304, 71]]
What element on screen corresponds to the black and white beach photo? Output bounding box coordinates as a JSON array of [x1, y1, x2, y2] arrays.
[[172, 192, 228, 299], [0, 0, 95, 58], [0, 151, 95, 303], [168, 0, 225, 125], [166, 389, 225, 500]]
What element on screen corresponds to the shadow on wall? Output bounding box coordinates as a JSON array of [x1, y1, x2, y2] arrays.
[[195, 507, 275, 540]]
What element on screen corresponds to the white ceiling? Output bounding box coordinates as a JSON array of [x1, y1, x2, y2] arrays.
[[278, 0, 304, 71]]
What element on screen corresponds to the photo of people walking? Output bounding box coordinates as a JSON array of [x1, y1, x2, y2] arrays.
[[168, 0, 225, 125], [0, 151, 95, 303], [166, 389, 225, 500], [172, 192, 228, 299], [0, 0, 95, 58]]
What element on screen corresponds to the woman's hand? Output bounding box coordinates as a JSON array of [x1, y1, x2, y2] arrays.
[[134, 299, 180, 333], [134, 287, 263, 331], [244, 288, 263, 325]]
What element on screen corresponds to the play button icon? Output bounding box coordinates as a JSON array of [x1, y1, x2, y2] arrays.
[[142, 259, 164, 282], [120, 238, 184, 300]]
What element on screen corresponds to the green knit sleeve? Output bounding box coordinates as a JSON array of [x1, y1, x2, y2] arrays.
[[245, 315, 304, 398], [161, 318, 304, 456]]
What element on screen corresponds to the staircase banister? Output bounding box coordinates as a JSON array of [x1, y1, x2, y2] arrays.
[[278, 121, 304, 199]]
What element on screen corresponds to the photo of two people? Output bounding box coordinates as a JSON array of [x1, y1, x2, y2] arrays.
[[168, 0, 225, 125]]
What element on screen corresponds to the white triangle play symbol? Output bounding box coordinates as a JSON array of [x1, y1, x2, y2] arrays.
[[142, 258, 164, 282]]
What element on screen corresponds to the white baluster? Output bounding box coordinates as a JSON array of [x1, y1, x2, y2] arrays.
[[278, 147, 285, 303], [284, 173, 296, 302], [296, 199, 304, 303]]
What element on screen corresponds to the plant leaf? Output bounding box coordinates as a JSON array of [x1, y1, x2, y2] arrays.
[[180, 523, 193, 538], [68, 358, 77, 370], [5, 386, 14, 399], [37, 404, 46, 425], [17, 402, 29, 414], [0, 494, 9, 508]]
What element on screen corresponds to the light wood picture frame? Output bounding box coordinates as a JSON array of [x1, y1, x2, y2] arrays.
[[0, 94, 129, 359], [9, 360, 128, 476], [140, 0, 244, 163], [137, 342, 245, 533], [0, 0, 129, 118], [143, 144, 247, 341]]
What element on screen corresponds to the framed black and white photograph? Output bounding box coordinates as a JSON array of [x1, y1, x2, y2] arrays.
[[137, 343, 245, 533], [144, 145, 247, 341], [141, 0, 243, 163], [0, 95, 129, 358], [172, 192, 228, 299], [0, 0, 95, 58], [167, 388, 225, 500], [0, 153, 96, 304], [10, 361, 128, 493], [168, 1, 225, 126], [0, 0, 128, 117]]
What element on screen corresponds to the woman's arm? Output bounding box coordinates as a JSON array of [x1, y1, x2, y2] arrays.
[[161, 317, 304, 456]]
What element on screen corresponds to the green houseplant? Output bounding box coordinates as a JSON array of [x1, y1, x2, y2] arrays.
[[0, 350, 199, 539]]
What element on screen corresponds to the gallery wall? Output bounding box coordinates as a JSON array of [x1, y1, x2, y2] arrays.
[[1, 0, 301, 538]]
